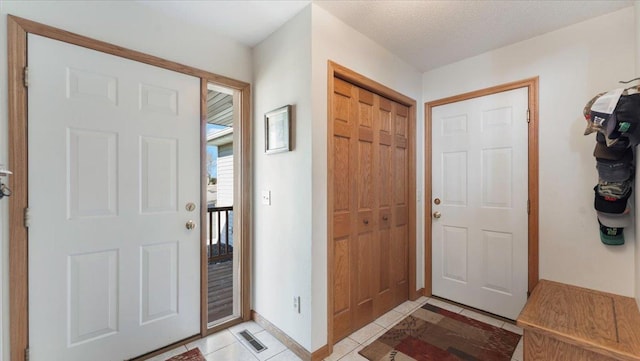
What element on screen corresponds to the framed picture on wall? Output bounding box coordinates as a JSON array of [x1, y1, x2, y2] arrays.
[[264, 105, 292, 154]]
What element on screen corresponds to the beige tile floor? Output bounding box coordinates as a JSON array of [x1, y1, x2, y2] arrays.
[[148, 321, 300, 361], [150, 296, 524, 361]]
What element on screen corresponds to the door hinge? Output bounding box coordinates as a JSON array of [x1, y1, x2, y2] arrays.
[[526, 109, 530, 123], [527, 200, 530, 215], [25, 347, 29, 361], [23, 66, 29, 88], [24, 207, 30, 228]]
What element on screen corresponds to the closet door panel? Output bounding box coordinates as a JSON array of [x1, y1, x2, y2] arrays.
[[353, 89, 375, 329], [331, 77, 410, 342], [332, 78, 356, 342], [392, 104, 410, 306], [333, 237, 351, 341], [374, 98, 394, 315]]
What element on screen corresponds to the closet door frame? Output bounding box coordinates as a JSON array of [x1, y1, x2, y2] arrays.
[[326, 61, 418, 354]]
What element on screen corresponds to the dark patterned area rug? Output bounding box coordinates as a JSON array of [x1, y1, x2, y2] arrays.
[[359, 304, 521, 361], [166, 348, 206, 361]]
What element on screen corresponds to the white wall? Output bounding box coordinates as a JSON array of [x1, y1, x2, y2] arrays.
[[0, 3, 4, 354], [310, 4, 423, 351], [0, 2, 253, 360], [635, 0, 640, 310], [252, 6, 313, 350], [0, 4, 4, 356], [252, 4, 424, 352], [423, 8, 636, 297]]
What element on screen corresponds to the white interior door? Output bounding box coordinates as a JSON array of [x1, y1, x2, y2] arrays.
[[431, 88, 528, 320], [27, 34, 201, 360]]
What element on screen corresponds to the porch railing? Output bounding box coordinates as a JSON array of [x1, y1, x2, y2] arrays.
[[207, 205, 233, 264]]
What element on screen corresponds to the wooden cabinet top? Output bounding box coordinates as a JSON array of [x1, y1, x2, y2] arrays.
[[517, 279, 640, 361]]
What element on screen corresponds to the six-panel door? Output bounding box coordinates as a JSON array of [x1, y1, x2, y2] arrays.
[[332, 77, 409, 342], [28, 34, 201, 360], [431, 88, 529, 320]]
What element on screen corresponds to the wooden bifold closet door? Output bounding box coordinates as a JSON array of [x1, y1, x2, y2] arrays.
[[332, 77, 409, 342]]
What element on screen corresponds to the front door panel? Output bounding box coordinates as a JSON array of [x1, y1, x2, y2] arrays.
[[431, 88, 528, 320], [28, 34, 200, 360]]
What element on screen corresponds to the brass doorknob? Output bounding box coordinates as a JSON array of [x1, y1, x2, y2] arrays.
[[185, 220, 197, 230], [433, 211, 441, 219]]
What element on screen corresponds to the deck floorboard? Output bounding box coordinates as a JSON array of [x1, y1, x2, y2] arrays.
[[208, 260, 233, 323]]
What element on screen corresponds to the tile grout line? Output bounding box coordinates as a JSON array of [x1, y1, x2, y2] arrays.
[[264, 348, 287, 361], [220, 330, 261, 361]]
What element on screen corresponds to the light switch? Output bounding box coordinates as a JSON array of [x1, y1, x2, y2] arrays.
[[262, 190, 271, 205]]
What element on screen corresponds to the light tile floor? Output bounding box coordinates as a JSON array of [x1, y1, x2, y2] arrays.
[[148, 321, 301, 361], [149, 297, 524, 361]]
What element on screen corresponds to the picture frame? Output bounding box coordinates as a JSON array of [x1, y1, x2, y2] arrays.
[[264, 105, 292, 154]]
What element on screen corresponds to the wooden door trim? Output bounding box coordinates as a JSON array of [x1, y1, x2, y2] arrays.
[[7, 15, 28, 361], [7, 15, 248, 90], [327, 61, 418, 351], [201, 84, 254, 335], [200, 79, 209, 336], [7, 15, 252, 361], [423, 77, 539, 298]]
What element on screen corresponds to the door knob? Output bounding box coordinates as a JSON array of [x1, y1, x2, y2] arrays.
[[185, 220, 197, 230], [433, 211, 441, 219]]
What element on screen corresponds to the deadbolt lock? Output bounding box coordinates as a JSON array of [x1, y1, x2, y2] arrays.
[[434, 198, 441, 205], [185, 202, 196, 212]]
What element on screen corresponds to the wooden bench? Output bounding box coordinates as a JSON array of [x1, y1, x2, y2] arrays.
[[517, 280, 640, 360]]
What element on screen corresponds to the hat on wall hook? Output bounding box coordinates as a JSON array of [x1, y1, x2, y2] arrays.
[[0, 165, 13, 199], [0, 167, 12, 177], [0, 183, 11, 199], [619, 77, 640, 93]]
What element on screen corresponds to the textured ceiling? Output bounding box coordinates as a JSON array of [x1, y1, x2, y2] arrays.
[[314, 0, 633, 72], [137, 0, 311, 46], [139, 0, 633, 72]]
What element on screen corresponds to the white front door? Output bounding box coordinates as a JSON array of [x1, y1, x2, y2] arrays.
[[431, 87, 528, 320], [27, 34, 201, 360]]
